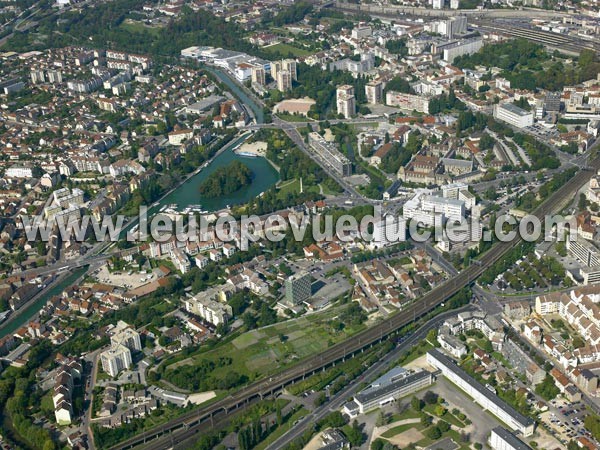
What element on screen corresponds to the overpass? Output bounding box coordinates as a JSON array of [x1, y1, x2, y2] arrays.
[[108, 153, 600, 450]]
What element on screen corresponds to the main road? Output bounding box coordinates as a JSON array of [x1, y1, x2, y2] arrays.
[[263, 304, 476, 450], [107, 151, 600, 450]]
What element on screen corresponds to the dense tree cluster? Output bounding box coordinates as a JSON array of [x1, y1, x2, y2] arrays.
[[453, 39, 597, 90], [535, 374, 560, 401], [164, 357, 248, 391], [198, 161, 253, 197]]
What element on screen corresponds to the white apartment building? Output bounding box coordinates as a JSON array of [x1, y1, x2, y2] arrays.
[[386, 91, 430, 113], [494, 103, 534, 129], [365, 80, 383, 104], [110, 321, 142, 351], [100, 344, 132, 377], [489, 427, 532, 450], [337, 85, 356, 118], [427, 349, 535, 436]]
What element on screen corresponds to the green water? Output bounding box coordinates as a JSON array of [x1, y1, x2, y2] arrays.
[[206, 67, 265, 124], [0, 266, 88, 338], [157, 137, 279, 212]]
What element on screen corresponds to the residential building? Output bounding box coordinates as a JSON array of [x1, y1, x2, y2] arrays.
[[277, 70, 292, 91], [307, 132, 352, 177], [440, 37, 484, 63], [110, 321, 142, 351], [285, 271, 312, 306], [489, 427, 532, 450], [251, 65, 266, 86], [494, 103, 534, 129], [337, 85, 356, 119], [365, 80, 383, 104], [386, 91, 430, 113], [100, 344, 132, 377], [427, 349, 535, 436]]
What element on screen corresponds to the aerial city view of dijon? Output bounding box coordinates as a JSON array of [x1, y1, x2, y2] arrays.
[[3, 0, 600, 450]]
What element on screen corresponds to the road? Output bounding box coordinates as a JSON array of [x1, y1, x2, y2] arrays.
[[107, 149, 600, 450], [83, 350, 102, 450], [263, 304, 476, 450]]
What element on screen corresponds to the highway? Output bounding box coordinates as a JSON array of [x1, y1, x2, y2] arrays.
[[107, 150, 600, 450]]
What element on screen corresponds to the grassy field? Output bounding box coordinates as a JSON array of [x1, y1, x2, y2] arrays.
[[276, 178, 321, 199], [165, 305, 366, 379], [119, 20, 161, 35], [276, 113, 311, 123], [381, 422, 425, 438], [264, 43, 312, 57]]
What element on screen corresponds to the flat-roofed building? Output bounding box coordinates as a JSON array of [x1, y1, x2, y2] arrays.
[[308, 132, 352, 177], [489, 427, 532, 450], [494, 103, 534, 129], [100, 344, 132, 377], [351, 367, 432, 413], [427, 349, 535, 436]]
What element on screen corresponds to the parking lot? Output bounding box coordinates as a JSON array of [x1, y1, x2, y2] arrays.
[[93, 264, 154, 289], [543, 399, 592, 445]]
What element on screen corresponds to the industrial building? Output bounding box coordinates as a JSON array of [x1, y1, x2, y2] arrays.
[[427, 349, 535, 436]]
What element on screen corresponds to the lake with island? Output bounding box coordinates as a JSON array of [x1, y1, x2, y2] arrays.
[[0, 66, 277, 336], [158, 142, 279, 212]]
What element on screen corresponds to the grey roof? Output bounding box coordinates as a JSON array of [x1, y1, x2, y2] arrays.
[[499, 102, 532, 117], [355, 368, 430, 405], [428, 349, 535, 429], [491, 427, 532, 450]]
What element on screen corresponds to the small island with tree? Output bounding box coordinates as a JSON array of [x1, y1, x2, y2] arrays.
[[199, 161, 254, 197]]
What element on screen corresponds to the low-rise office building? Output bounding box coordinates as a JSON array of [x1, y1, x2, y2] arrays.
[[345, 367, 433, 414]]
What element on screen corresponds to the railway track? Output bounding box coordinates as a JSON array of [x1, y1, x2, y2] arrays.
[[109, 156, 600, 450], [475, 21, 600, 54]]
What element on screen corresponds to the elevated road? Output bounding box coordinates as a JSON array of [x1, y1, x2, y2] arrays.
[[108, 153, 600, 450]]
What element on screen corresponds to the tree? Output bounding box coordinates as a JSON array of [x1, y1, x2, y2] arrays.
[[345, 420, 365, 447], [438, 420, 450, 433], [411, 396, 424, 411], [423, 391, 438, 405], [426, 426, 442, 440], [434, 405, 447, 417], [535, 374, 560, 401]]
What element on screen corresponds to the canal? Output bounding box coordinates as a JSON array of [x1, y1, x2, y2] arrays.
[[1, 65, 274, 336], [205, 66, 265, 124], [0, 266, 88, 338]]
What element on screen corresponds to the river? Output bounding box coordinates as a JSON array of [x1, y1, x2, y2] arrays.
[[0, 69, 275, 335], [0, 266, 88, 338]]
